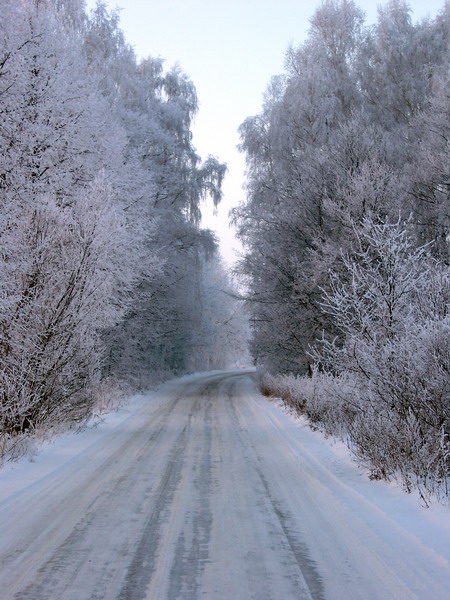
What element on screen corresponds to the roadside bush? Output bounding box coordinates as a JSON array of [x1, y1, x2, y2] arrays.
[[261, 218, 450, 503]]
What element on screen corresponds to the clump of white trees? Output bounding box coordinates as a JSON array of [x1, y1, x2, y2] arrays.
[[236, 0, 450, 501], [0, 0, 246, 458]]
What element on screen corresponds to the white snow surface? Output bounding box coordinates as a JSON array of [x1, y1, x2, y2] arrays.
[[0, 369, 449, 599]]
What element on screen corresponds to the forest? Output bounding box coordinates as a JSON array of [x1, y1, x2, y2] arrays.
[[1, 0, 450, 504], [235, 0, 450, 501], [0, 0, 246, 458]]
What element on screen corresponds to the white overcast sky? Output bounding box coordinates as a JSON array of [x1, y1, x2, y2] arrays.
[[85, 0, 446, 264]]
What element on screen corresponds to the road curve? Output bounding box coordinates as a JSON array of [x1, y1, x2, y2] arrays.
[[0, 370, 449, 600]]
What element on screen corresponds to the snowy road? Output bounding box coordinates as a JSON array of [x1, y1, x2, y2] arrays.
[[1, 370, 450, 600]]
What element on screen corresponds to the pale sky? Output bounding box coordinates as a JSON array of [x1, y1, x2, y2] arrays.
[[85, 0, 446, 264]]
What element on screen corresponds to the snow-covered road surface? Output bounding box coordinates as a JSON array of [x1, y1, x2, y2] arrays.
[[1, 370, 450, 600]]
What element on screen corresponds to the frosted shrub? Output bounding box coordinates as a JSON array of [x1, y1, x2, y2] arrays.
[[262, 218, 450, 501], [305, 370, 360, 439], [312, 217, 450, 501], [0, 433, 35, 466], [260, 369, 358, 440], [260, 373, 306, 412], [0, 179, 137, 441]]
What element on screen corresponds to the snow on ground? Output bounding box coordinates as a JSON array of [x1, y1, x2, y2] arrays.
[[0, 371, 219, 503], [268, 397, 450, 564], [0, 369, 449, 600], [0, 392, 150, 503]]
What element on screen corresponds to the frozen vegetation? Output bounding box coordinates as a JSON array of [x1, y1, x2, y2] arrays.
[[0, 1, 450, 596], [0, 2, 449, 596], [0, 0, 247, 459], [235, 0, 450, 502]]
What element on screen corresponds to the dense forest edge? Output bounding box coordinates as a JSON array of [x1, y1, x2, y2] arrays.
[[2, 0, 450, 508], [0, 0, 248, 461], [235, 0, 450, 504]]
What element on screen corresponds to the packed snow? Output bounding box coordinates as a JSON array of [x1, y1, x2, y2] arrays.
[[0, 370, 449, 599]]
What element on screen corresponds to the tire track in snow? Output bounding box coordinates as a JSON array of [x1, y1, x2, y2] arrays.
[[117, 422, 190, 600], [166, 394, 214, 600], [4, 390, 187, 600], [254, 466, 326, 600], [117, 389, 210, 600], [4, 370, 446, 600], [223, 377, 326, 600]]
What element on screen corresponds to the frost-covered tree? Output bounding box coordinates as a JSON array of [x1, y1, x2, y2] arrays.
[[0, 0, 229, 444], [0, 1, 128, 203], [0, 0, 146, 436], [0, 176, 140, 434], [313, 217, 450, 494], [187, 256, 251, 372], [235, 0, 450, 374], [81, 2, 227, 384], [234, 0, 366, 373]]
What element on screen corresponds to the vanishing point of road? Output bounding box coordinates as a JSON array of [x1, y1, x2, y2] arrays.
[[1, 370, 449, 599]]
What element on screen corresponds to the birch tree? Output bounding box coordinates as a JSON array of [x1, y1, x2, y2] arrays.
[[0, 0, 144, 435], [236, 0, 450, 374]]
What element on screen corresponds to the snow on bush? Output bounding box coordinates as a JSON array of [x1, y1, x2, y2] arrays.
[[262, 218, 450, 504]]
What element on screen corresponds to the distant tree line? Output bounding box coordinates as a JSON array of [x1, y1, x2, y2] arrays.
[[0, 0, 246, 455], [235, 0, 450, 501]]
